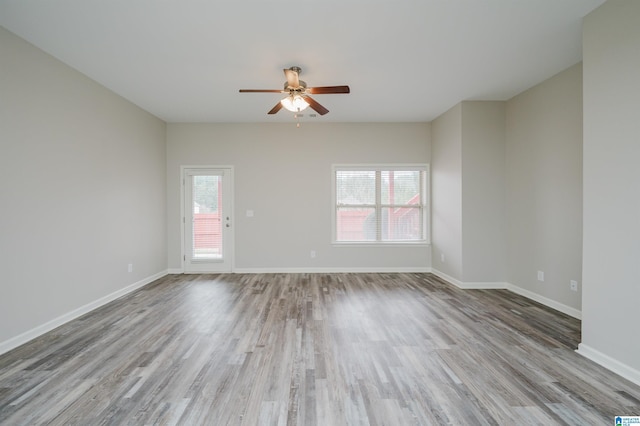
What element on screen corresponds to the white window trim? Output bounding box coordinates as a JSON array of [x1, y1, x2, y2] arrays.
[[331, 164, 430, 246]]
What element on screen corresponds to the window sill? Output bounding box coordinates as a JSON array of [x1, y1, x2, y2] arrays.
[[332, 241, 430, 248]]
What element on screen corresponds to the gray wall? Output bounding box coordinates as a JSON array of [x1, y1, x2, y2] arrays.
[[431, 66, 582, 316], [166, 122, 431, 272], [0, 27, 167, 346], [431, 101, 506, 285], [429, 105, 463, 280], [461, 101, 506, 283], [581, 0, 640, 378], [505, 63, 583, 311]]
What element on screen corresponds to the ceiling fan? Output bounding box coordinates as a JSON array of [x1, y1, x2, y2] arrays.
[[239, 66, 350, 116]]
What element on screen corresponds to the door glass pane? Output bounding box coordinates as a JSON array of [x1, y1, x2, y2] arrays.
[[192, 175, 222, 259]]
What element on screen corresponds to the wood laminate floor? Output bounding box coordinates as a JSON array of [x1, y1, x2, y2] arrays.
[[1, 273, 639, 425]]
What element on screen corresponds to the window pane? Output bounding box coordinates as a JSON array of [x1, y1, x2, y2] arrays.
[[193, 175, 222, 259], [381, 207, 422, 241], [381, 171, 421, 205], [333, 166, 427, 243], [336, 207, 376, 241], [336, 171, 375, 205]]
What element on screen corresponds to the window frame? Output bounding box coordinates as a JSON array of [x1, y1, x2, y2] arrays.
[[331, 164, 430, 246]]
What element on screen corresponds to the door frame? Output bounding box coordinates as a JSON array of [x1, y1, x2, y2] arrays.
[[180, 165, 234, 273]]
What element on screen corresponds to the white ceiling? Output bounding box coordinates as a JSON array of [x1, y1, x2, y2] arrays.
[[0, 0, 604, 123]]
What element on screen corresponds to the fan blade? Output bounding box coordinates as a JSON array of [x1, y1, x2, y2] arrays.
[[239, 89, 284, 93], [302, 96, 329, 115], [267, 101, 283, 115], [284, 68, 300, 88], [306, 85, 350, 94]]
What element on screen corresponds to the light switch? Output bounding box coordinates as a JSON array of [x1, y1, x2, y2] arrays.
[[246, 210, 254, 217]]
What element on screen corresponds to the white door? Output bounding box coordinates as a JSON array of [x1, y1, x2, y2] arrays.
[[183, 167, 233, 273]]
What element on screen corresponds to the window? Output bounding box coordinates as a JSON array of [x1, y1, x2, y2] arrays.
[[333, 165, 429, 244]]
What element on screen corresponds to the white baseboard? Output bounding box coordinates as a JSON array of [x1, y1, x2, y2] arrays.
[[430, 268, 508, 290], [430, 269, 581, 319], [170, 267, 431, 275], [429, 269, 465, 287], [0, 270, 168, 356], [577, 343, 640, 387], [233, 267, 432, 274], [462, 281, 510, 289], [505, 283, 582, 319]]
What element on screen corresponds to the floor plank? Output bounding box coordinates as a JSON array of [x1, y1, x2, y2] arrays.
[[1, 273, 639, 425]]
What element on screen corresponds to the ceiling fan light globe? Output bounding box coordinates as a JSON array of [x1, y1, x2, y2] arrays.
[[281, 95, 309, 112]]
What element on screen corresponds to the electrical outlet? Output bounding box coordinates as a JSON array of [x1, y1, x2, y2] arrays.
[[570, 280, 578, 291], [128, 263, 133, 273], [441, 253, 445, 263], [537, 271, 544, 282], [310, 250, 316, 259]]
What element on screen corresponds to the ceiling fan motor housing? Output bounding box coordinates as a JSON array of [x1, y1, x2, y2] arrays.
[[284, 80, 307, 92]]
